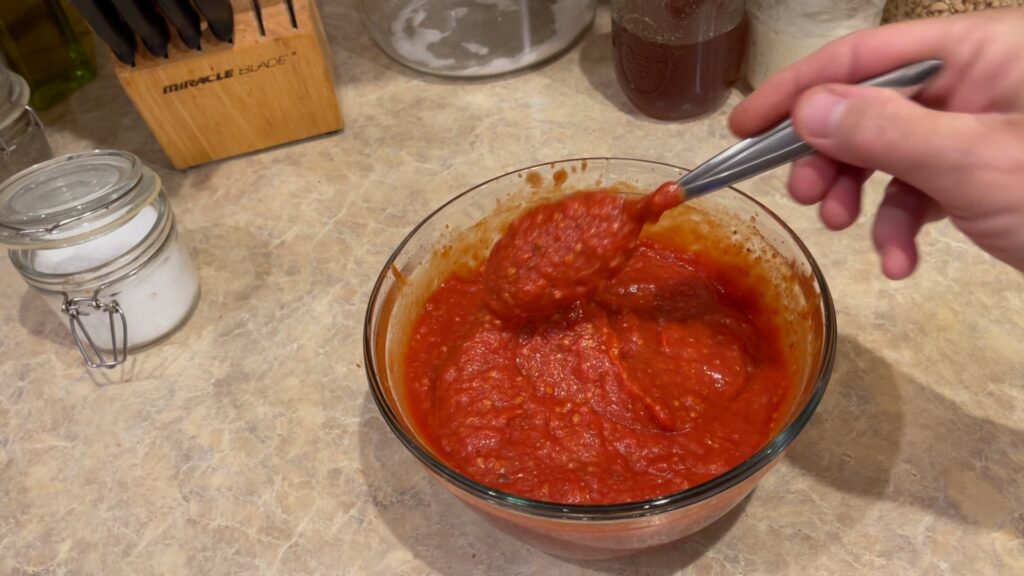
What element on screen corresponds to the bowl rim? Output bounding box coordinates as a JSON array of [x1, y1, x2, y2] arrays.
[[363, 157, 837, 521]]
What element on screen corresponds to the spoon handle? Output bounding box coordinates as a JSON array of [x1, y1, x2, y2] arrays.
[[678, 60, 944, 199]]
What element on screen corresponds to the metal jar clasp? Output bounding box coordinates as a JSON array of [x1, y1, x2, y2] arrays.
[[61, 295, 128, 369]]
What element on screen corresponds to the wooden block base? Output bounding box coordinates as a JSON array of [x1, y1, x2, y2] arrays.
[[114, 0, 342, 169]]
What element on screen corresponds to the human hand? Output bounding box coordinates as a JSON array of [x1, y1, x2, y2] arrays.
[[730, 9, 1024, 279]]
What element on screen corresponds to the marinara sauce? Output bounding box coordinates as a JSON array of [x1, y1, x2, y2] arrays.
[[404, 189, 791, 504]]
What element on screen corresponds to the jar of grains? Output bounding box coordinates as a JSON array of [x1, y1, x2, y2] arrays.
[[883, 0, 1023, 22]]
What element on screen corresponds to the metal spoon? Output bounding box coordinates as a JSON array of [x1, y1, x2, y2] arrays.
[[480, 61, 943, 320], [678, 60, 944, 199]]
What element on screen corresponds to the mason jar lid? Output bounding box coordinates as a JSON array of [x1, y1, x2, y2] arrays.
[[0, 150, 160, 249]]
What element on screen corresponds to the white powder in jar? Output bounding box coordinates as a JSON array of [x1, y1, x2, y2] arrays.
[[33, 205, 158, 274], [746, 0, 885, 88], [30, 204, 199, 351]]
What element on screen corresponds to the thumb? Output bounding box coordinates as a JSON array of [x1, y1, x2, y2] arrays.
[[791, 84, 986, 209]]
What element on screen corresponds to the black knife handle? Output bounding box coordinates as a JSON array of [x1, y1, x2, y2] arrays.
[[69, 0, 137, 65], [192, 0, 234, 43], [110, 0, 169, 58], [153, 0, 202, 50]]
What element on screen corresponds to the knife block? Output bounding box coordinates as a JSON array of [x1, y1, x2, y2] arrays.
[[113, 0, 342, 169]]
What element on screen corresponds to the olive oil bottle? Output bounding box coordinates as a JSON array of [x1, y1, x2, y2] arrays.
[[0, 0, 95, 110]]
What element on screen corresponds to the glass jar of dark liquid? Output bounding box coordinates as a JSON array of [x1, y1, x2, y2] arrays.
[[612, 0, 747, 121]]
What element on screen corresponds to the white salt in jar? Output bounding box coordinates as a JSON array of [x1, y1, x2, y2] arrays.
[[1, 150, 199, 368]]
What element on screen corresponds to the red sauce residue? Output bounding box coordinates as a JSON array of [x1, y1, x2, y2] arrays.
[[553, 169, 568, 187], [404, 189, 791, 505], [390, 263, 409, 286], [525, 171, 544, 188]]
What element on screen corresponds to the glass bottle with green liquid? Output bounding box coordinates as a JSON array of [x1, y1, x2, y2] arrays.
[[0, 0, 96, 110]]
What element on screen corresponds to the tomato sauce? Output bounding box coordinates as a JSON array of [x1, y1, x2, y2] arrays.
[[404, 191, 791, 505], [484, 183, 682, 320]]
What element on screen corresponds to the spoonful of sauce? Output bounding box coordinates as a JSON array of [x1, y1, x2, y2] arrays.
[[485, 61, 942, 321], [484, 181, 683, 320]]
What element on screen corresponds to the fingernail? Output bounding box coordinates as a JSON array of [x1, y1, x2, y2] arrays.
[[882, 244, 915, 280], [800, 91, 848, 139]]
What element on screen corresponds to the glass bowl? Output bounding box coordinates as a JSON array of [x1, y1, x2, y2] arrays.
[[364, 158, 836, 559]]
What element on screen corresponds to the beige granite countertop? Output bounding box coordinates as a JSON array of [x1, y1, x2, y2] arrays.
[[2, 2, 1023, 574]]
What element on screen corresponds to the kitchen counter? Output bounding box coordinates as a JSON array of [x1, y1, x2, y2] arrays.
[[2, 3, 1022, 574]]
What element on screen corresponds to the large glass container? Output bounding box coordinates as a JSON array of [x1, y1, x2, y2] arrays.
[[362, 0, 597, 77], [364, 158, 836, 559]]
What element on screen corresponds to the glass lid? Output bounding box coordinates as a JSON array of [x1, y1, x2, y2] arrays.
[[0, 150, 159, 249]]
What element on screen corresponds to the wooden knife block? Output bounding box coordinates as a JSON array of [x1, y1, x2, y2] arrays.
[[114, 0, 342, 169]]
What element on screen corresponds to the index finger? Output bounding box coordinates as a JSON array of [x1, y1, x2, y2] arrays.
[[729, 13, 978, 137]]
